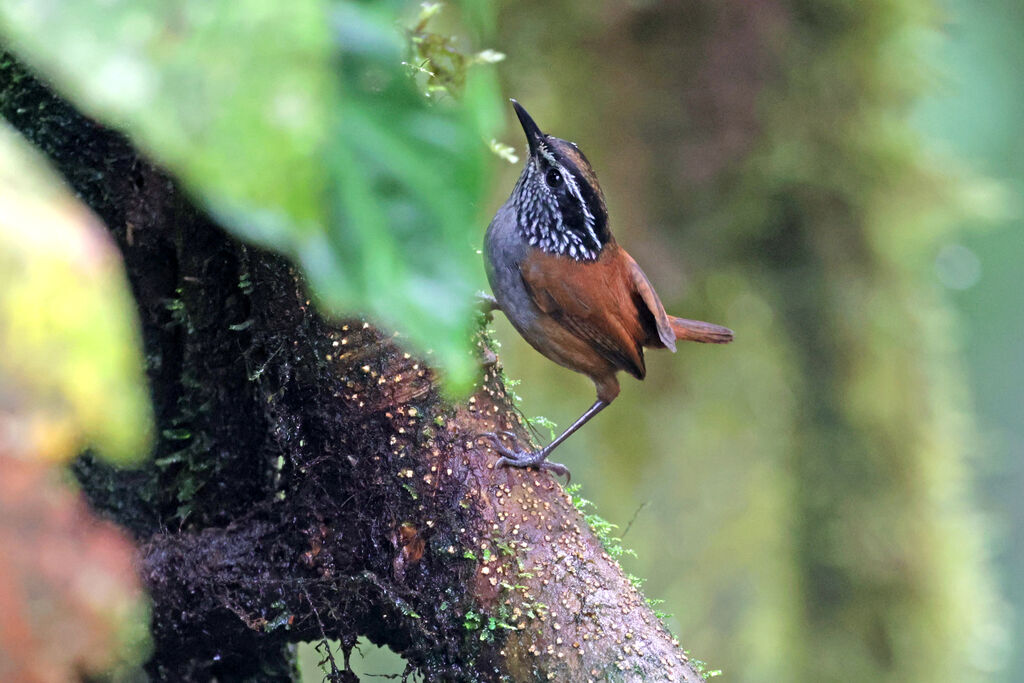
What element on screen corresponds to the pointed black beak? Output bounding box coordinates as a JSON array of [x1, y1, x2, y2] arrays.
[[511, 99, 544, 155]]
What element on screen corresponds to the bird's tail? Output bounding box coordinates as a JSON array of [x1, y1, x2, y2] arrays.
[[668, 316, 734, 344]]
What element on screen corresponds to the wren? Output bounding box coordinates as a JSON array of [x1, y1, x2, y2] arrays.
[[480, 100, 733, 479]]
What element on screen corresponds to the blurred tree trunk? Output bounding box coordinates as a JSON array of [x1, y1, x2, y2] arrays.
[[0, 58, 707, 682], [496, 1, 998, 681]]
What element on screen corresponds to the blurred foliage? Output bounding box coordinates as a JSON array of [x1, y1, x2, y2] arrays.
[[493, 0, 1002, 681], [0, 455, 150, 682], [0, 121, 151, 464], [0, 113, 151, 682], [914, 1, 1024, 680], [406, 1, 506, 97], [0, 0, 506, 390]]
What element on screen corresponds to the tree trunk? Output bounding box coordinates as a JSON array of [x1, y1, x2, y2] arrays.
[[0, 57, 705, 682]]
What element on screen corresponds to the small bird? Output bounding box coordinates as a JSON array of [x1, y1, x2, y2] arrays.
[[480, 100, 733, 479]]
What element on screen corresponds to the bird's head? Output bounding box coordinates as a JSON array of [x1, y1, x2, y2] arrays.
[[508, 100, 610, 261]]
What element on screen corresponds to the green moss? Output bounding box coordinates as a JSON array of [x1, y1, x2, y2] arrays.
[[566, 483, 637, 561], [686, 651, 722, 679]]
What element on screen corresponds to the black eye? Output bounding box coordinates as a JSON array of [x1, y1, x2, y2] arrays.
[[545, 168, 563, 188]]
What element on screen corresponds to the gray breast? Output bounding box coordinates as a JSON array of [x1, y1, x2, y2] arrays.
[[484, 201, 542, 336]]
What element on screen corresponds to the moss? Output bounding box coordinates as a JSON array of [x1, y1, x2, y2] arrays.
[[565, 483, 636, 561]]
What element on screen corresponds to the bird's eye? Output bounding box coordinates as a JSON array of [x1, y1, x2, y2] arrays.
[[545, 168, 563, 188]]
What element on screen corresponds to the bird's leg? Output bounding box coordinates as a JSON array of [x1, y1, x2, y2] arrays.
[[477, 399, 609, 481]]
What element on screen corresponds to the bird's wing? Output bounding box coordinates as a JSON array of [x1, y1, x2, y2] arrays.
[[620, 250, 677, 352], [624, 251, 733, 346], [518, 246, 648, 379]]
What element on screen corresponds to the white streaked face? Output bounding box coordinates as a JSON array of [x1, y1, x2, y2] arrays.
[[512, 137, 608, 261]]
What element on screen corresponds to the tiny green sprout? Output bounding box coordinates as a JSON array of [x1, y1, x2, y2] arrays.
[[463, 610, 482, 631], [529, 415, 558, 441], [406, 1, 503, 99], [237, 271, 253, 294], [685, 652, 723, 679], [462, 549, 477, 561], [645, 596, 673, 624], [154, 451, 184, 468], [263, 601, 292, 633], [566, 483, 636, 559]]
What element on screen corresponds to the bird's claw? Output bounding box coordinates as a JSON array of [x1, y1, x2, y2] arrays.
[[496, 453, 571, 482], [476, 432, 571, 482]]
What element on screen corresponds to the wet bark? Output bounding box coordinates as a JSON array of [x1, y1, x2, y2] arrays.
[[0, 57, 704, 682]]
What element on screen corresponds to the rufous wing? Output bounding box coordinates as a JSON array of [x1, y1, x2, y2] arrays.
[[622, 247, 733, 346], [621, 250, 677, 352], [518, 247, 648, 379]]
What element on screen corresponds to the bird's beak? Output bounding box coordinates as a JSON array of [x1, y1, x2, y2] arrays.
[[511, 99, 544, 156]]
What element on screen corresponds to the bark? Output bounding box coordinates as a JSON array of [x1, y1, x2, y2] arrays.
[[0, 58, 705, 682]]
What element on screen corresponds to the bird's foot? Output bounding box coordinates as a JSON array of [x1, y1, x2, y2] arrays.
[[476, 432, 571, 482], [498, 450, 571, 482]]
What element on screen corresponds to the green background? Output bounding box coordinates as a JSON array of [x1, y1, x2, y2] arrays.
[[915, 0, 1024, 679]]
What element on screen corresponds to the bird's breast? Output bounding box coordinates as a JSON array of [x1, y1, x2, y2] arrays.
[[484, 202, 541, 334]]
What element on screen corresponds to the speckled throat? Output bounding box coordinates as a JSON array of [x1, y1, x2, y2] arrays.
[[511, 142, 610, 262]]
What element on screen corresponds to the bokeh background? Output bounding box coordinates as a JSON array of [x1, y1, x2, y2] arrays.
[[491, 0, 1022, 681], [318, 0, 1023, 680]]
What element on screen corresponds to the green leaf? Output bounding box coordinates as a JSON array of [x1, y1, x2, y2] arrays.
[[0, 0, 504, 392], [0, 122, 153, 464]]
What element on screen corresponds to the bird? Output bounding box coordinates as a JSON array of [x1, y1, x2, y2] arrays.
[[479, 100, 733, 480]]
